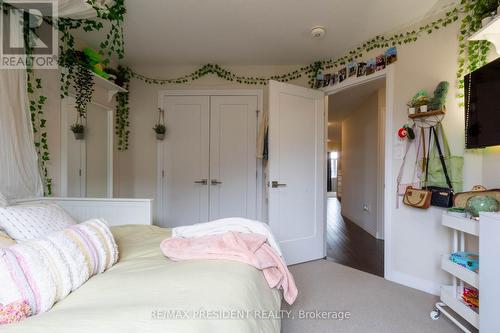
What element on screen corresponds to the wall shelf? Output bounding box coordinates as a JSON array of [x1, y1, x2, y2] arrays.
[[92, 72, 128, 102], [469, 15, 500, 54], [408, 109, 445, 119]]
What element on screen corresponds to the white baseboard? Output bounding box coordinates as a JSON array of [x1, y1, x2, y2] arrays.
[[386, 270, 441, 296]]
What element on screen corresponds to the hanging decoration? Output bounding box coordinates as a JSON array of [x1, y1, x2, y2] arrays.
[[107, 65, 131, 151], [153, 108, 166, 141]]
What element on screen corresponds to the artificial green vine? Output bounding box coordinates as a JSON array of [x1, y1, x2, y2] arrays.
[[18, 7, 52, 195], [456, 0, 498, 106], [129, 5, 461, 88], [111, 66, 131, 151]]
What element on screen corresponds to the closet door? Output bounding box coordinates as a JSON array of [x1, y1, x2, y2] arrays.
[[161, 96, 210, 227], [209, 96, 258, 220]]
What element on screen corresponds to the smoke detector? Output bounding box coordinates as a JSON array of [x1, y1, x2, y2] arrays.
[[311, 26, 326, 39]]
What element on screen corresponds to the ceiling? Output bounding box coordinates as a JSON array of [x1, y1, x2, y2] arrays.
[[76, 0, 457, 66]]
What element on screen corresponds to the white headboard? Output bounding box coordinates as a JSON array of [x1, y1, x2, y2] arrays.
[[13, 197, 153, 227]]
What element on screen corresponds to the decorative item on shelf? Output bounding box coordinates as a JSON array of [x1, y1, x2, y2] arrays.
[[465, 195, 499, 218], [83, 48, 109, 79], [357, 62, 367, 77], [447, 207, 467, 218], [454, 185, 500, 208], [408, 90, 430, 113], [153, 108, 166, 141], [461, 287, 479, 309], [385, 47, 398, 65], [365, 59, 376, 75], [376, 54, 386, 71], [347, 62, 357, 77], [450, 252, 479, 272], [338, 67, 347, 82], [429, 81, 450, 111], [70, 122, 85, 140]]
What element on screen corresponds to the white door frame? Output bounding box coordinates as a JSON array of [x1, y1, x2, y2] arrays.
[[60, 97, 114, 198], [322, 66, 395, 279], [157, 89, 264, 225]]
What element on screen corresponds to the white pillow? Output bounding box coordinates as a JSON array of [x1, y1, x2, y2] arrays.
[[0, 203, 77, 241]]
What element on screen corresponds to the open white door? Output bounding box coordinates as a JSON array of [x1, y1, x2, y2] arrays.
[[268, 80, 326, 265]]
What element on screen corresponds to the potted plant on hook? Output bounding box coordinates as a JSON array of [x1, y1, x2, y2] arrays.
[[153, 108, 166, 140], [71, 122, 85, 140], [153, 123, 166, 140]]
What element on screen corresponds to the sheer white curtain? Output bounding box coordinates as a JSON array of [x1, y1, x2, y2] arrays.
[[0, 9, 43, 200], [0, 69, 44, 200]]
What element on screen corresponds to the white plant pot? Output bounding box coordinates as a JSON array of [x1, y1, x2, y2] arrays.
[[420, 105, 428, 113], [408, 107, 416, 115]]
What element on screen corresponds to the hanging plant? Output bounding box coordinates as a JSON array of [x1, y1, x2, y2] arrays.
[[456, 0, 498, 106], [70, 121, 85, 140], [59, 50, 95, 118], [153, 108, 166, 141], [107, 65, 131, 151]]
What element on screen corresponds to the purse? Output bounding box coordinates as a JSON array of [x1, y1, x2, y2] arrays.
[[403, 186, 432, 209], [454, 186, 500, 208], [425, 126, 454, 208], [426, 124, 464, 192]]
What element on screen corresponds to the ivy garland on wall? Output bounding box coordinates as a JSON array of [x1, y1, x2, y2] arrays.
[[3, 0, 127, 195], [5, 0, 497, 195], [128, 0, 495, 94]]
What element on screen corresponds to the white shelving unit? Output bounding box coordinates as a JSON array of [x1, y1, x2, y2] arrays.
[[91, 72, 128, 102], [469, 15, 500, 54], [431, 212, 479, 332]]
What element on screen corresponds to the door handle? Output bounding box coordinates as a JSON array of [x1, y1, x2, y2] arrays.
[[211, 179, 223, 185], [194, 179, 208, 185], [271, 181, 287, 188]]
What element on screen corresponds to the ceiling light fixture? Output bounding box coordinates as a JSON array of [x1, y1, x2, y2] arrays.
[[311, 26, 326, 39]]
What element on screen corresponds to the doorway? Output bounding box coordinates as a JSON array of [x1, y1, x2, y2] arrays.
[[325, 76, 386, 277]]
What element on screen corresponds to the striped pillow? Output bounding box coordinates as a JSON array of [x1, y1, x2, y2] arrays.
[[0, 219, 118, 322]]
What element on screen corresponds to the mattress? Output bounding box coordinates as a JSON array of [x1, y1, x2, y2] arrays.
[[2, 225, 282, 333]]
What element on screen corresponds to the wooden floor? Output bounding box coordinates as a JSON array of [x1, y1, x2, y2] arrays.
[[326, 197, 384, 277]]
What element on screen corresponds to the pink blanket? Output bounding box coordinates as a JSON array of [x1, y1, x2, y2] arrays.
[[160, 232, 298, 304]]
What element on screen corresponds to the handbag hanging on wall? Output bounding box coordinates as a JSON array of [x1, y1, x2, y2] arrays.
[[425, 126, 454, 208]]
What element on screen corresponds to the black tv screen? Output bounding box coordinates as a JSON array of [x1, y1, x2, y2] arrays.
[[465, 57, 500, 149]]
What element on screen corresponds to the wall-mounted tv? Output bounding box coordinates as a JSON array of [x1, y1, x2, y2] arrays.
[[465, 57, 500, 149]]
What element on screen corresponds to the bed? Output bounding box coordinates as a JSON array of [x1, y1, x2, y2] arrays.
[[2, 198, 282, 333]]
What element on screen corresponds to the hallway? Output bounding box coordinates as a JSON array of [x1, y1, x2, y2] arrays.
[[326, 197, 384, 277]]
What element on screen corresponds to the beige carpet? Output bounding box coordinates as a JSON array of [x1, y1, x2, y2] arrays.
[[282, 260, 474, 333]]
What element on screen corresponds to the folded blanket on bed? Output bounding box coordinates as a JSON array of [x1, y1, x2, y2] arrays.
[[0, 219, 118, 324], [172, 218, 283, 256], [161, 231, 297, 304]]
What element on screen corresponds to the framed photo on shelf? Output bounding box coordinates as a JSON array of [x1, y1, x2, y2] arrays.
[[376, 55, 386, 71], [357, 62, 366, 77], [385, 47, 398, 65], [365, 59, 376, 75], [347, 62, 357, 78], [338, 68, 347, 82]]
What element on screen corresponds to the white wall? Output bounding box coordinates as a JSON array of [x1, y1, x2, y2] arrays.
[[341, 92, 380, 237], [114, 65, 309, 209]]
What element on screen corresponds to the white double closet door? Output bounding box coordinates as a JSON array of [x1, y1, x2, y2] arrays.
[[159, 94, 258, 228]]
